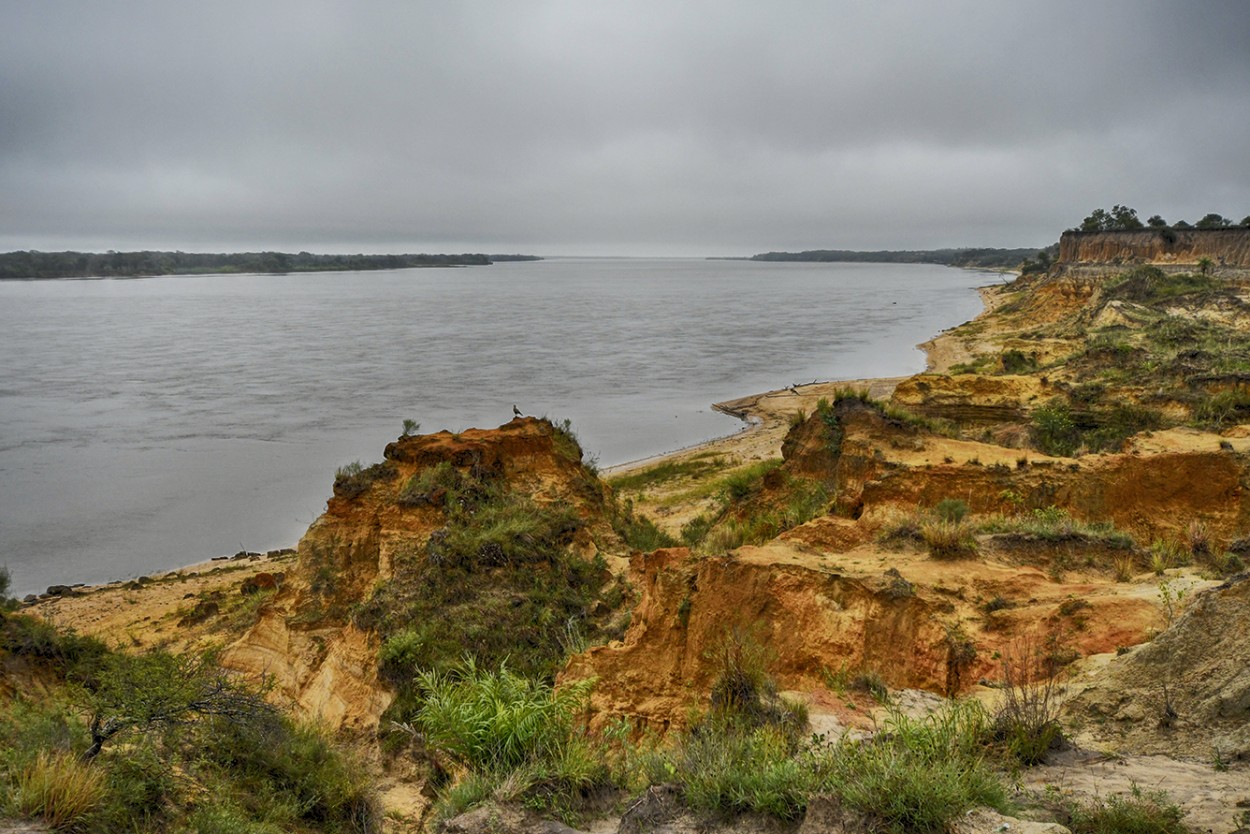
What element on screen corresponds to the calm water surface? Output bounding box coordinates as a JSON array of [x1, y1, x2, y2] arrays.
[[0, 258, 987, 594]]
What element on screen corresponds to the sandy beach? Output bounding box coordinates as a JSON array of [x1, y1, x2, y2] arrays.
[[604, 281, 1002, 479]]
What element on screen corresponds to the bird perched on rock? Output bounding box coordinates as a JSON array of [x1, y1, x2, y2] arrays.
[[513, 404, 523, 417]]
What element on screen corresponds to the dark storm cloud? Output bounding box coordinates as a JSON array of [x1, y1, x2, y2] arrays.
[[2, 1, 1248, 254]]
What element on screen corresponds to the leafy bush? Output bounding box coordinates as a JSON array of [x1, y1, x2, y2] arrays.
[[1031, 400, 1080, 457]]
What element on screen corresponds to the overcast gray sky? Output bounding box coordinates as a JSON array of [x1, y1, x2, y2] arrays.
[[2, 1, 1248, 256]]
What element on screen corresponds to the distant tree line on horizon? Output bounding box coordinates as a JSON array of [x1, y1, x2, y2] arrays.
[[0, 250, 542, 280], [1074, 205, 1250, 232], [749, 246, 1052, 270]]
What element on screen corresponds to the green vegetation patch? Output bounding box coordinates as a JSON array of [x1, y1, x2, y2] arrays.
[[608, 453, 726, 493], [0, 614, 377, 833]]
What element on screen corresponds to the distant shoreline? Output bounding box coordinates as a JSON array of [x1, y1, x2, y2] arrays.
[[0, 250, 542, 281]]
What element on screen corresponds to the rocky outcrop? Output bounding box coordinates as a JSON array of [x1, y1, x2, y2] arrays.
[[222, 418, 614, 732], [1057, 228, 1250, 271], [563, 547, 957, 732], [1063, 574, 1250, 760]]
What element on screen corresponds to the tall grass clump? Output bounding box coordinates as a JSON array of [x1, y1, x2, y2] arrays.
[[14, 750, 107, 829], [1065, 785, 1187, 834], [415, 660, 608, 820], [823, 703, 1008, 834], [612, 499, 678, 552], [921, 518, 979, 559]]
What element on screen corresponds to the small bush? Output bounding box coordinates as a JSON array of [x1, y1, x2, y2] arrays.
[[991, 639, 1063, 765], [14, 750, 107, 829], [1000, 349, 1037, 374], [333, 460, 397, 498], [1031, 399, 1080, 457], [704, 626, 806, 735], [934, 498, 969, 523]]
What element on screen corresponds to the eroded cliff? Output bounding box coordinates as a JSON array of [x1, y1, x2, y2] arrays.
[[1057, 228, 1250, 271]]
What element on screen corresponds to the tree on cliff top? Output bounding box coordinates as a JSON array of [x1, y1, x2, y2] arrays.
[[1196, 213, 1232, 229], [1079, 205, 1143, 231]]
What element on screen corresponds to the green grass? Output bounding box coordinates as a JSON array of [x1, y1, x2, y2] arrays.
[[415, 660, 611, 823], [822, 704, 1008, 833], [608, 453, 726, 493], [1065, 785, 1187, 834], [979, 507, 1135, 549], [612, 498, 678, 551], [672, 459, 829, 554]]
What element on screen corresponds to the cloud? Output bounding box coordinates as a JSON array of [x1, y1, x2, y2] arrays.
[[2, 1, 1248, 254]]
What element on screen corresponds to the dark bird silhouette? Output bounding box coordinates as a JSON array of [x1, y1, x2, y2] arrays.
[[513, 404, 522, 417]]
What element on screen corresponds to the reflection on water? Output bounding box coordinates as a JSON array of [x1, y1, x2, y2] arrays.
[[0, 258, 987, 593]]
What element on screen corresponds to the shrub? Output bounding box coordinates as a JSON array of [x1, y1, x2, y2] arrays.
[[333, 460, 397, 498], [14, 750, 107, 829], [1000, 349, 1037, 374], [934, 498, 969, 523], [201, 716, 379, 832], [1031, 399, 1080, 457], [991, 639, 1063, 765], [704, 626, 806, 735]]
